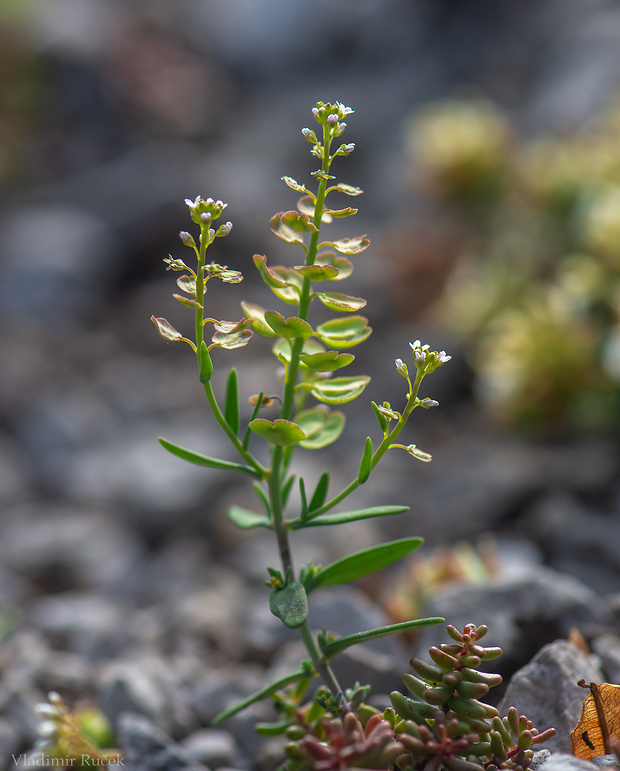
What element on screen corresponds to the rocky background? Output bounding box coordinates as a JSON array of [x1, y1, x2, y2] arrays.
[[2, 1, 620, 769]]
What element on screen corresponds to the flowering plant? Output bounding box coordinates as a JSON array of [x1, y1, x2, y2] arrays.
[[151, 100, 451, 720]]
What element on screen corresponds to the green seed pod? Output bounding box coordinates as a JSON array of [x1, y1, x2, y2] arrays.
[[429, 646, 460, 670], [410, 657, 445, 683], [461, 668, 503, 687], [455, 680, 490, 700]]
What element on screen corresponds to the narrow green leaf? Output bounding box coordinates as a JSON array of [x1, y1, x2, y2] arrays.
[[212, 668, 312, 725], [282, 474, 296, 507], [308, 471, 329, 513], [250, 418, 307, 446], [321, 617, 445, 660], [199, 341, 213, 383], [316, 316, 372, 349], [358, 437, 373, 484], [305, 537, 423, 591], [224, 368, 239, 435], [158, 437, 261, 478], [227, 505, 272, 530], [299, 478, 308, 520], [296, 407, 346, 449], [315, 291, 367, 312], [307, 376, 370, 405], [243, 391, 265, 450], [371, 401, 387, 433], [252, 481, 271, 516], [255, 719, 296, 737], [270, 581, 309, 629], [290, 504, 408, 529]]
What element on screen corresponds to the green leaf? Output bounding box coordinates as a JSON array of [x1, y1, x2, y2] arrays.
[[281, 176, 312, 196], [253, 254, 290, 288], [320, 617, 445, 660], [199, 341, 213, 383], [358, 437, 373, 484], [273, 338, 324, 365], [227, 505, 271, 530], [176, 274, 199, 295], [320, 235, 370, 255], [299, 350, 354, 373], [249, 418, 307, 446], [270, 211, 317, 245], [371, 401, 387, 433], [269, 266, 304, 304], [282, 474, 296, 506], [241, 302, 277, 338], [212, 667, 313, 725], [316, 316, 372, 349], [158, 437, 261, 478], [264, 311, 314, 340], [281, 210, 319, 233], [307, 376, 370, 405], [308, 471, 329, 512], [294, 264, 340, 281], [327, 183, 364, 196], [291, 504, 408, 529], [255, 720, 296, 737], [295, 407, 345, 449], [224, 368, 239, 435], [305, 537, 423, 592], [252, 481, 271, 516], [269, 581, 308, 629], [315, 291, 366, 312], [299, 478, 308, 519], [315, 252, 353, 280]]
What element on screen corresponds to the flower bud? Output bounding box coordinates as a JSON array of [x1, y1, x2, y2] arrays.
[[179, 231, 195, 248], [395, 358, 409, 377]]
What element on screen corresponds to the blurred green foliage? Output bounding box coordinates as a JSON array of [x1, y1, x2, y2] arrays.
[[408, 96, 620, 434]]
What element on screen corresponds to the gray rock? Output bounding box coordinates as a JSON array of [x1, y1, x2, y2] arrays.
[[0, 717, 23, 771], [592, 756, 620, 769], [499, 639, 605, 754], [99, 655, 197, 740], [591, 634, 620, 683], [419, 566, 613, 672], [537, 754, 596, 770], [181, 729, 241, 769], [118, 712, 208, 771]]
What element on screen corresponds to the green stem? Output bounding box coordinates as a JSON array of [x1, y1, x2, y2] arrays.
[[299, 621, 350, 713], [195, 227, 267, 478]]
